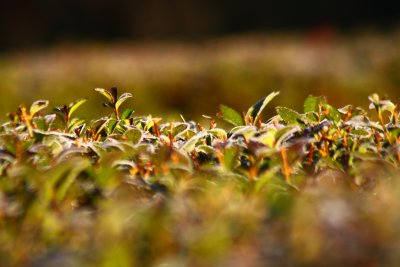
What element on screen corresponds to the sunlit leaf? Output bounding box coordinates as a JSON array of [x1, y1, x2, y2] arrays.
[[254, 128, 276, 147], [276, 106, 301, 125], [33, 129, 75, 139], [68, 98, 87, 118], [68, 118, 86, 132], [121, 108, 135, 120], [95, 88, 114, 103], [217, 104, 244, 126], [324, 104, 341, 123], [94, 119, 110, 137], [299, 112, 318, 124], [172, 123, 190, 137], [368, 93, 380, 106], [230, 126, 257, 141], [303, 95, 326, 113], [338, 105, 353, 114], [377, 100, 396, 113], [246, 91, 279, 124], [30, 100, 49, 117], [107, 119, 119, 134], [221, 146, 239, 171], [207, 128, 227, 140], [115, 92, 133, 112], [180, 132, 207, 153]]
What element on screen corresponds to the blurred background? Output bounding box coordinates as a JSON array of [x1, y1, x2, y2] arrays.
[[0, 0, 400, 121]]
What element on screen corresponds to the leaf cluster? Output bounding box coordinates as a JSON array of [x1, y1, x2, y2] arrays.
[[1, 88, 400, 266]]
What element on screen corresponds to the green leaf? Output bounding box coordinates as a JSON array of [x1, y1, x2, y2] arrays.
[[94, 119, 110, 136], [107, 119, 119, 134], [207, 128, 227, 140], [217, 104, 244, 126], [33, 117, 46, 131], [222, 146, 239, 171], [230, 126, 257, 141], [180, 132, 207, 153], [68, 98, 87, 118], [171, 123, 190, 137], [230, 126, 258, 142], [33, 115, 55, 132], [123, 128, 143, 144], [68, 118, 86, 132], [246, 91, 279, 124], [121, 108, 135, 120], [324, 104, 341, 123], [303, 95, 326, 113], [255, 128, 276, 147], [30, 100, 49, 117], [299, 112, 318, 124], [115, 92, 132, 112], [95, 88, 114, 103], [276, 106, 301, 125]]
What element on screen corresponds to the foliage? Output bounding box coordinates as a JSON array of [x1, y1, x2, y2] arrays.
[[1, 88, 400, 266]]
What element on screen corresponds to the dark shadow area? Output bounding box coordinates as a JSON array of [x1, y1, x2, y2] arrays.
[[1, 0, 399, 50]]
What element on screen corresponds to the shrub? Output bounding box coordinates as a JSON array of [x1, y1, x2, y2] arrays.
[[1, 88, 399, 266]]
